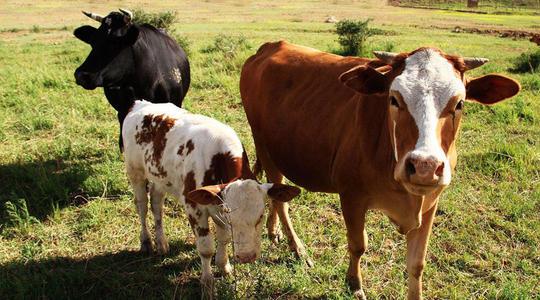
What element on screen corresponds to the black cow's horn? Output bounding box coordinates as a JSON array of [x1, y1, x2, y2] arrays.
[[119, 8, 133, 20], [82, 11, 103, 22], [463, 57, 489, 70], [373, 51, 398, 64]]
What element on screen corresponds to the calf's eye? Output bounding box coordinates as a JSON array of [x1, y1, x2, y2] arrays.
[[390, 96, 399, 108], [455, 100, 464, 111]]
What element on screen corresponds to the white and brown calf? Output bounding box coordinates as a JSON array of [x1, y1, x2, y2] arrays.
[[122, 100, 300, 291]]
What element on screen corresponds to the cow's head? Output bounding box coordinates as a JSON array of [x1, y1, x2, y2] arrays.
[[340, 47, 520, 196], [73, 9, 138, 90], [187, 179, 300, 263]]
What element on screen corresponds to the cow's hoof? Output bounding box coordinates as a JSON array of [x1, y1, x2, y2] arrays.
[[218, 263, 233, 276], [156, 239, 169, 255], [140, 239, 153, 254], [353, 289, 367, 300], [200, 275, 214, 300], [292, 245, 314, 267], [268, 230, 283, 244]]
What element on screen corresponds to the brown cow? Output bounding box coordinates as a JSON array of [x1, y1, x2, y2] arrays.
[[240, 41, 520, 299]]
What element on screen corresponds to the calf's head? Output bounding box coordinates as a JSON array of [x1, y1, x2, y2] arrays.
[[187, 179, 300, 263], [340, 47, 520, 196], [73, 9, 138, 90]]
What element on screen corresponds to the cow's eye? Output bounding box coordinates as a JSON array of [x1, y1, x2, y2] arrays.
[[390, 96, 399, 108], [455, 100, 464, 111]]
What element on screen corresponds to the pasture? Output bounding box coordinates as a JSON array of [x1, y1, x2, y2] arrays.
[[0, 0, 539, 299]]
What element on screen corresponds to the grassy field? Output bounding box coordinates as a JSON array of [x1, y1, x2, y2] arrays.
[[1, 0, 539, 299]]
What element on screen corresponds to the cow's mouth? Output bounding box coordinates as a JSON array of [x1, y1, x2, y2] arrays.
[[402, 182, 442, 196]]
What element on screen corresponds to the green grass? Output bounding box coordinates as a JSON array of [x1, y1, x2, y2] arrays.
[[1, 1, 539, 299]]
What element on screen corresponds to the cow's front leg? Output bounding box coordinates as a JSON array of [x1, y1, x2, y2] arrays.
[[188, 209, 214, 299], [149, 185, 169, 255], [273, 200, 313, 266], [214, 223, 232, 276], [340, 194, 368, 300], [406, 202, 438, 300]]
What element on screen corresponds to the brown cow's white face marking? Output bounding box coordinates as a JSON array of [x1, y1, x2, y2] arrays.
[[390, 49, 465, 193]]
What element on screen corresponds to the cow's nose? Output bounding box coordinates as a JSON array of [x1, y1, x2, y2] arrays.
[[235, 252, 257, 264], [406, 155, 444, 185], [74, 70, 90, 86]]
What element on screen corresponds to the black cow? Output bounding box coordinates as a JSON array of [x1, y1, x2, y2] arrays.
[[73, 9, 190, 149]]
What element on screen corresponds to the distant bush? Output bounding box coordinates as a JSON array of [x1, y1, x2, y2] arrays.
[[335, 19, 374, 56], [132, 9, 177, 31], [510, 49, 540, 73], [131, 9, 191, 56], [202, 34, 251, 59], [172, 33, 191, 56]]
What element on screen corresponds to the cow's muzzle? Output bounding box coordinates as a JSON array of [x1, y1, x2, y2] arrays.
[[74, 70, 101, 90], [396, 152, 448, 195]]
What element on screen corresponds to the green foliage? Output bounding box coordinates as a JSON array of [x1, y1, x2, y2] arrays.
[[510, 49, 540, 73], [172, 32, 192, 56], [4, 199, 39, 232], [335, 18, 374, 56], [131, 9, 177, 31], [201, 34, 251, 59]]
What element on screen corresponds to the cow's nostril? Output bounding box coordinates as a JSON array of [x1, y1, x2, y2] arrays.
[[435, 162, 444, 177], [405, 159, 416, 176]]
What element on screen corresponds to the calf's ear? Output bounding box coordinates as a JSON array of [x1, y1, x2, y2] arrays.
[[74, 25, 98, 44], [262, 183, 301, 202], [466, 74, 520, 105], [339, 65, 389, 94], [187, 185, 225, 205]]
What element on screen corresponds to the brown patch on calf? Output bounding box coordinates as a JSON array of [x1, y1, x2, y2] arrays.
[[202, 150, 255, 186], [135, 114, 176, 177], [177, 145, 185, 156], [186, 140, 195, 155], [183, 171, 198, 208]]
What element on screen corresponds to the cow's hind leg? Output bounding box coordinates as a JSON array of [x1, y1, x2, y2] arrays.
[[149, 184, 169, 255], [406, 202, 437, 300], [340, 193, 368, 300], [255, 142, 311, 266], [129, 175, 153, 254]]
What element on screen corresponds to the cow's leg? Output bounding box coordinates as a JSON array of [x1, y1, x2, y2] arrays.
[[406, 202, 438, 300], [149, 184, 169, 255], [129, 176, 152, 253], [187, 208, 214, 299], [253, 143, 283, 244], [340, 194, 368, 300], [214, 223, 232, 276], [256, 145, 310, 265]]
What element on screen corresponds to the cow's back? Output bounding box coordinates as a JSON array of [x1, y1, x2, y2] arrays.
[[123, 101, 245, 200], [241, 41, 381, 192]]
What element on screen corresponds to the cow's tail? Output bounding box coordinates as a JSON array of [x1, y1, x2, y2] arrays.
[[252, 156, 263, 180]]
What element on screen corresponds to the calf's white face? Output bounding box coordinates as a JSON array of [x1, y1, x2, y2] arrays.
[[188, 179, 300, 263]]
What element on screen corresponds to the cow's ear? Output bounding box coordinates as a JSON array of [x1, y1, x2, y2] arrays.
[[339, 65, 389, 94], [121, 26, 139, 46], [187, 185, 225, 205], [74, 25, 98, 44], [262, 183, 301, 202], [466, 74, 520, 105]]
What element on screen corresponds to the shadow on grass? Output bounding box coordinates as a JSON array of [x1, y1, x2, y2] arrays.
[[0, 240, 203, 299], [0, 154, 114, 226]]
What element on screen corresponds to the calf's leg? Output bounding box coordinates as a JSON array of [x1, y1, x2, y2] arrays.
[[149, 185, 169, 255], [406, 202, 437, 300], [129, 176, 152, 253], [340, 194, 368, 300], [187, 208, 215, 299], [215, 224, 232, 275]]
